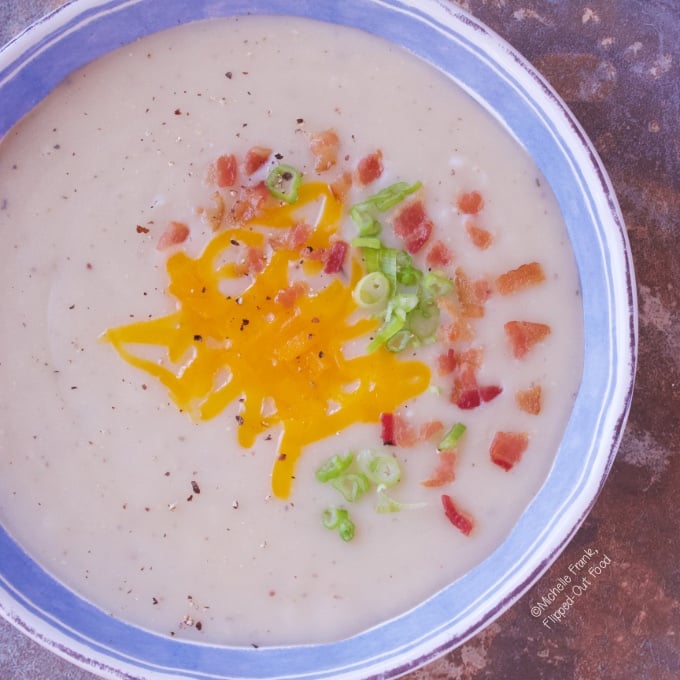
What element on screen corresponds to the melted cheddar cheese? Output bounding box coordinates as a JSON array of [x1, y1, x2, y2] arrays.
[[104, 182, 430, 497]]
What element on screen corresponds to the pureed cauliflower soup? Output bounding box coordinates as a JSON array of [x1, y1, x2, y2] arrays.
[[0, 15, 583, 646]]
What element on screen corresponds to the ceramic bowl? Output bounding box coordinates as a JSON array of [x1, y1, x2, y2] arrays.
[[0, 1, 637, 678]]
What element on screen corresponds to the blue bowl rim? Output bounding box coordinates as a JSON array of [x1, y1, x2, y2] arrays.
[[0, 1, 637, 678]]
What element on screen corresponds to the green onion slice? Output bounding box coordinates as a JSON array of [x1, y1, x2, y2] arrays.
[[265, 163, 302, 204], [375, 484, 427, 514], [337, 517, 355, 542], [331, 472, 371, 502], [353, 272, 391, 312], [316, 452, 353, 483], [423, 271, 454, 298], [438, 422, 467, 450], [357, 450, 401, 487], [322, 506, 349, 530]]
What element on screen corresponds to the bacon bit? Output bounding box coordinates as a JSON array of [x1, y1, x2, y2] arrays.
[[455, 381, 501, 410], [456, 389, 481, 410], [393, 414, 443, 447], [157, 221, 189, 250], [419, 420, 445, 440], [459, 347, 484, 369], [473, 278, 493, 303], [243, 146, 272, 175], [203, 191, 226, 231], [441, 494, 474, 535], [274, 281, 309, 308], [441, 317, 474, 343], [356, 150, 384, 185], [245, 246, 266, 275], [422, 449, 457, 487], [380, 412, 396, 446], [466, 222, 493, 250], [456, 190, 484, 215], [305, 246, 328, 263], [504, 321, 551, 359], [516, 385, 542, 415], [450, 350, 500, 409], [393, 414, 419, 447], [479, 385, 503, 402], [393, 200, 434, 254], [231, 182, 269, 223], [496, 262, 546, 295], [490, 431, 529, 470], [270, 222, 312, 252], [437, 348, 457, 375], [330, 171, 353, 202], [309, 129, 339, 172], [323, 240, 349, 274], [215, 154, 238, 188], [455, 267, 485, 318], [426, 240, 454, 268]]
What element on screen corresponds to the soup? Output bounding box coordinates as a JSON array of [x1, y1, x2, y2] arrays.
[[0, 15, 582, 646]]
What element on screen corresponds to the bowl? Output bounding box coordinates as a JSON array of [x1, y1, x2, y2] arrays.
[[0, 1, 637, 678]]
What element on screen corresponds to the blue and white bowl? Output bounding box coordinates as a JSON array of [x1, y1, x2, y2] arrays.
[[0, 1, 637, 678]]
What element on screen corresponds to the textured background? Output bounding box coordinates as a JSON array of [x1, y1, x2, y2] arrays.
[[1, 1, 679, 678]]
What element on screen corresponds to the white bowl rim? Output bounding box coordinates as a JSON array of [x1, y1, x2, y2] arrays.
[[0, 1, 637, 678]]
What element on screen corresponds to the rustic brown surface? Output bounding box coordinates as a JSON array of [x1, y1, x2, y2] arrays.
[[1, 1, 679, 678]]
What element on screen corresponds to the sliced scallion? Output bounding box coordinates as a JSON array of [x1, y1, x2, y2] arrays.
[[375, 484, 427, 514], [265, 163, 302, 204], [423, 271, 454, 298], [316, 452, 353, 483], [357, 450, 401, 487], [322, 506, 348, 530], [438, 422, 467, 450], [337, 517, 355, 541], [331, 472, 371, 502], [351, 236, 382, 250], [353, 272, 391, 312]]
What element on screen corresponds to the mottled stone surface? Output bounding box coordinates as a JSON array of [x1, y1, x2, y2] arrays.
[[1, 1, 678, 678]]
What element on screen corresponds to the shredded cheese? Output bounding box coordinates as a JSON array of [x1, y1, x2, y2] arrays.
[[103, 182, 430, 498]]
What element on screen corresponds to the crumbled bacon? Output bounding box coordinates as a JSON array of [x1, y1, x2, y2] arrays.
[[496, 262, 546, 295], [490, 431, 529, 470], [437, 348, 457, 375], [380, 412, 396, 446], [455, 267, 486, 318], [243, 146, 272, 176], [214, 154, 238, 188], [330, 171, 353, 202], [393, 200, 433, 253], [393, 414, 443, 447], [269, 222, 312, 252], [309, 129, 339, 172], [456, 190, 484, 215], [231, 182, 269, 223], [516, 385, 542, 415], [274, 281, 309, 308], [422, 449, 457, 487], [245, 246, 266, 275], [504, 321, 551, 359], [157, 221, 189, 250], [202, 191, 226, 231], [441, 494, 474, 535], [426, 240, 454, 268], [323, 240, 349, 274], [466, 222, 493, 250], [355, 150, 384, 185], [440, 317, 474, 343]]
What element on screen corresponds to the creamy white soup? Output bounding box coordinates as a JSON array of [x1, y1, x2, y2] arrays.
[[0, 15, 582, 645]]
